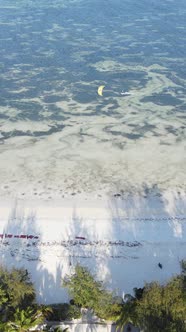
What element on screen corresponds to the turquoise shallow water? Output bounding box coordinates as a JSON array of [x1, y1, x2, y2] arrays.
[[0, 0, 186, 198]]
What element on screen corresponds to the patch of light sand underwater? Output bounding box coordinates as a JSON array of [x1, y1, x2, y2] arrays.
[[0, 127, 185, 199]]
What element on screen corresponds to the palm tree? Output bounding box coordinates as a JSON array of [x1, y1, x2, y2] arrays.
[[7, 307, 45, 332], [0, 321, 10, 332], [116, 290, 143, 331], [116, 300, 138, 329]]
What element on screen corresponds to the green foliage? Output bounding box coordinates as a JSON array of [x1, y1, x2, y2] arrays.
[[136, 277, 186, 332], [0, 321, 9, 332], [50, 327, 69, 332], [63, 264, 122, 320], [93, 293, 122, 321], [116, 298, 138, 329], [0, 266, 35, 312], [117, 274, 186, 332], [47, 303, 81, 321], [0, 285, 8, 306], [37, 304, 53, 319], [63, 264, 103, 309], [0, 262, 185, 332], [7, 307, 44, 332], [0, 265, 46, 331]]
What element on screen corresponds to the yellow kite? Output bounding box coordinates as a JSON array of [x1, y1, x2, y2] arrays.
[[97, 85, 105, 96]]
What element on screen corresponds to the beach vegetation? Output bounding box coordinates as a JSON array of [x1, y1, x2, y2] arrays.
[[0, 266, 51, 332], [6, 307, 45, 332], [116, 267, 186, 332], [0, 266, 35, 322], [46, 303, 81, 321], [0, 266, 35, 307], [63, 264, 122, 320], [0, 263, 185, 331]]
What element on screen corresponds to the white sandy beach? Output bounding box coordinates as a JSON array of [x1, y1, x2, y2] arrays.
[[0, 191, 185, 304]]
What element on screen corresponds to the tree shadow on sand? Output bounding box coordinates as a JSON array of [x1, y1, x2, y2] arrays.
[[0, 200, 65, 305], [106, 184, 186, 295]]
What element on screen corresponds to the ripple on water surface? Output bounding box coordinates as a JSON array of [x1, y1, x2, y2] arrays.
[[0, 0, 186, 197]]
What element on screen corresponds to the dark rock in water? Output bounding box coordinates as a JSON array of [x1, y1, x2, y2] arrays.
[[158, 262, 163, 269]]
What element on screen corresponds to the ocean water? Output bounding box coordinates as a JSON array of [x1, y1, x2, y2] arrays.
[[0, 0, 186, 199]]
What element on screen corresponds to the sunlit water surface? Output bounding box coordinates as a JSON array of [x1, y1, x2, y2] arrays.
[[0, 0, 186, 199]]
